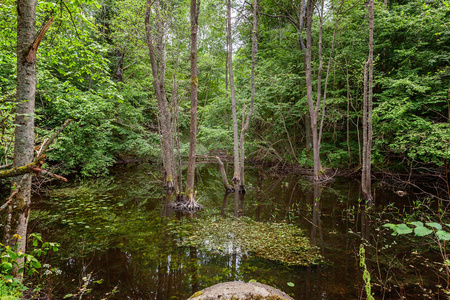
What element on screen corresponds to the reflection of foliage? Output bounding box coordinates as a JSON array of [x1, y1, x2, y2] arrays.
[[175, 216, 323, 266]]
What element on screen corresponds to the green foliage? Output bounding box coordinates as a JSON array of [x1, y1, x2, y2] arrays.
[[0, 234, 59, 299], [383, 221, 450, 241]]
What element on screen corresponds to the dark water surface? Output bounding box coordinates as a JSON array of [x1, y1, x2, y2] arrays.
[[30, 163, 447, 299]]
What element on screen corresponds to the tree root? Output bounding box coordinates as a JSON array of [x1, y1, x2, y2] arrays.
[[169, 194, 203, 212]]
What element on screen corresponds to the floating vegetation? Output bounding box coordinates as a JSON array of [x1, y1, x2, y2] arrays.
[[175, 216, 323, 266]]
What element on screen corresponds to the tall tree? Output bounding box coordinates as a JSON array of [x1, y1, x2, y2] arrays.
[[238, 0, 258, 191], [227, 0, 240, 186], [362, 0, 374, 202], [304, 0, 322, 181], [2, 0, 51, 278], [185, 0, 200, 205], [304, 0, 340, 181], [4, 0, 37, 278], [145, 0, 176, 192]]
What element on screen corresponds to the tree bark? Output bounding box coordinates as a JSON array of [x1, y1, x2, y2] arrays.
[[238, 0, 258, 192], [227, 0, 240, 185], [3, 0, 37, 279], [362, 0, 374, 202], [145, 0, 175, 192], [185, 0, 200, 202], [305, 0, 321, 181], [216, 156, 234, 192]]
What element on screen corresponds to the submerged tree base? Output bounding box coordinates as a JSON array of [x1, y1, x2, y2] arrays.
[[168, 193, 203, 212], [176, 216, 323, 266]]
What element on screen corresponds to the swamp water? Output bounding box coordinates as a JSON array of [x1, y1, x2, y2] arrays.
[[30, 163, 448, 299]]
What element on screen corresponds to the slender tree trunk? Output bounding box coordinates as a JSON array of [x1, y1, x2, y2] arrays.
[[362, 0, 374, 202], [3, 0, 37, 279], [238, 0, 258, 192], [115, 50, 124, 82], [185, 0, 200, 202], [305, 114, 312, 151], [227, 0, 240, 185], [305, 0, 320, 181], [145, 0, 175, 192]]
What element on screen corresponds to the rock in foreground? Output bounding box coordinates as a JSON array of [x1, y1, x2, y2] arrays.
[[188, 281, 294, 300]]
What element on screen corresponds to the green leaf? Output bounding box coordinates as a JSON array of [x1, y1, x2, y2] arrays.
[[414, 225, 432, 237], [436, 230, 450, 241], [63, 294, 73, 299], [426, 222, 442, 231], [396, 224, 413, 235], [382, 223, 397, 229], [287, 282, 295, 287], [410, 221, 424, 227], [1, 262, 13, 270], [31, 259, 41, 269], [249, 279, 257, 283]]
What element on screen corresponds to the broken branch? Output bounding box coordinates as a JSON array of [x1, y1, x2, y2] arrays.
[[27, 16, 54, 62]]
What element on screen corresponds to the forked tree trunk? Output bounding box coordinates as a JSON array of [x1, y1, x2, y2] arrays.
[[145, 0, 176, 192], [238, 0, 258, 192], [304, 0, 340, 182], [227, 0, 240, 185], [185, 0, 200, 202], [362, 0, 374, 202], [3, 0, 37, 279]]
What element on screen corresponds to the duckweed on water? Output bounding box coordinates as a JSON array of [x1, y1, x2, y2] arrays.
[[175, 216, 323, 266]]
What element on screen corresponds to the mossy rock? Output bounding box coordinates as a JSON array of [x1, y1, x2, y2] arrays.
[[188, 281, 294, 300]]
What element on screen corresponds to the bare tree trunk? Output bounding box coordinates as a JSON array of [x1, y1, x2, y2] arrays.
[[305, 0, 321, 181], [145, 0, 175, 192], [238, 0, 258, 192], [305, 114, 312, 151], [185, 0, 200, 203], [362, 0, 374, 202], [2, 0, 37, 279], [305, 0, 341, 181], [227, 0, 240, 185]]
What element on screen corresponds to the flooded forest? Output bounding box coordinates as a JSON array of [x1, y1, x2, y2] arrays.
[[1, 0, 450, 299]]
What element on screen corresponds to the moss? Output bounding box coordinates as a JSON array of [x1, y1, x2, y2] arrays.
[[189, 291, 203, 299]]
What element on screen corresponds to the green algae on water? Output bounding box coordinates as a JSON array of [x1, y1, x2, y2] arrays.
[[175, 216, 323, 266]]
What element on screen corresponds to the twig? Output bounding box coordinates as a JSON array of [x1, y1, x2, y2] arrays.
[[41, 170, 68, 182], [0, 175, 28, 211]]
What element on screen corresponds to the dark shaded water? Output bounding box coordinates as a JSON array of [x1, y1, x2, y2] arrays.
[[29, 163, 448, 299]]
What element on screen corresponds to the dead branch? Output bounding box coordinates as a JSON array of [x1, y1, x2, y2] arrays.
[[41, 170, 68, 182], [0, 119, 71, 179], [216, 156, 235, 192], [27, 16, 54, 62]]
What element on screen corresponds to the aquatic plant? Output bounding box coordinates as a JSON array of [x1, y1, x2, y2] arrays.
[[174, 216, 323, 266]]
